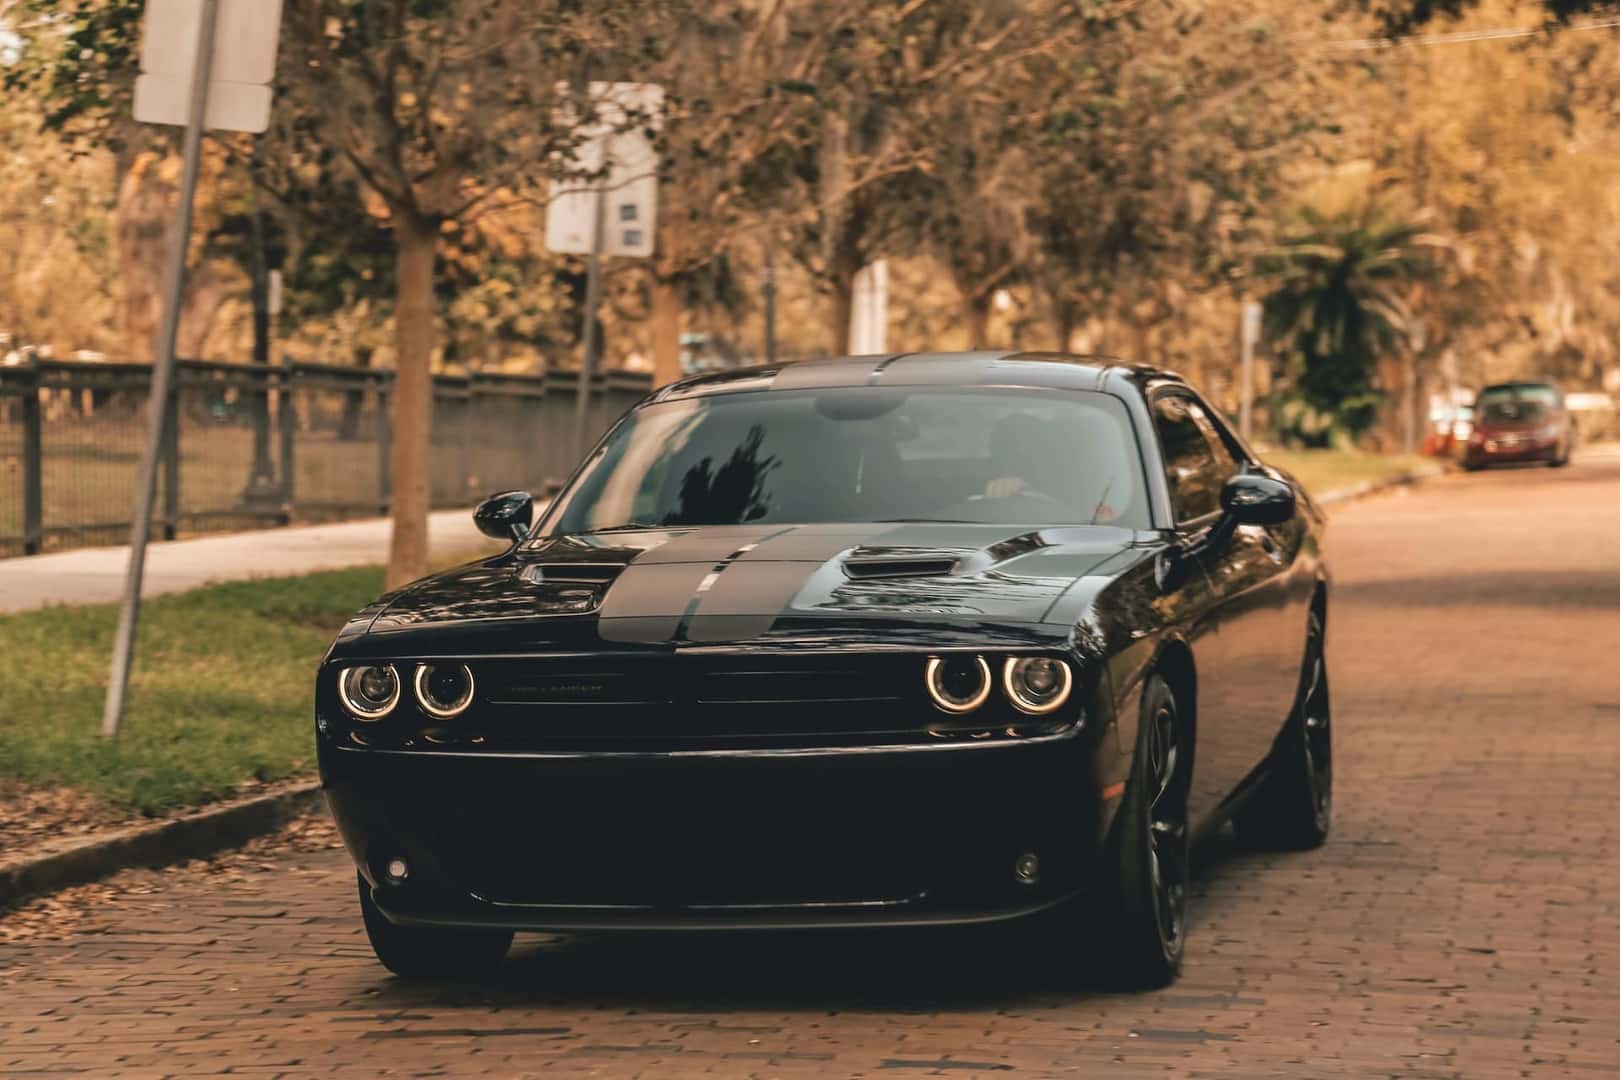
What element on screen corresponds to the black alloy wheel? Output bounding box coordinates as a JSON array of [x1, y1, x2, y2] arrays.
[[358, 875, 513, 979], [1103, 673, 1190, 988], [1239, 606, 1332, 850]]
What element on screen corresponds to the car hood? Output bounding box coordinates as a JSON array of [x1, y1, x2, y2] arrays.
[[347, 522, 1147, 653]]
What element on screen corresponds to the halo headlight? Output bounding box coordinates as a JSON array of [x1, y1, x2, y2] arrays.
[[1002, 657, 1074, 715], [414, 663, 476, 719], [339, 664, 400, 720], [925, 655, 992, 714]]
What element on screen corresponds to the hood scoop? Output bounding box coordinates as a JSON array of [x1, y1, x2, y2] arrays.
[[842, 556, 960, 580], [520, 562, 625, 586]]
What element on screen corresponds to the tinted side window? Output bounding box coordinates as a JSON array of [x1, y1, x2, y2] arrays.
[[1153, 395, 1237, 522]]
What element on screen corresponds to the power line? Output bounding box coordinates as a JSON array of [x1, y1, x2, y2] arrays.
[[1326, 16, 1620, 51]]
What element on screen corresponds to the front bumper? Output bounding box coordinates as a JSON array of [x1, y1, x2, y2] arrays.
[[320, 727, 1115, 932]]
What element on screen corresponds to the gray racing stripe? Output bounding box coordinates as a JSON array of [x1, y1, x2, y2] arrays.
[[770, 358, 889, 389], [686, 561, 821, 642], [735, 524, 886, 562], [633, 526, 783, 565]]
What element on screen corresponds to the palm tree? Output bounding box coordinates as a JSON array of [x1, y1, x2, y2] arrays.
[[1258, 201, 1443, 442]]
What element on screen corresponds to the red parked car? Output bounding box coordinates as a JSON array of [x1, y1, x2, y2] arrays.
[[1462, 380, 1575, 470]]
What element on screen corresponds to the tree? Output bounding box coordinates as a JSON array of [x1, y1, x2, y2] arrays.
[[13, 0, 682, 587], [1257, 197, 1442, 443], [1029, 1, 1334, 364], [761, 0, 1094, 353], [1359, 0, 1614, 34], [275, 3, 687, 587]]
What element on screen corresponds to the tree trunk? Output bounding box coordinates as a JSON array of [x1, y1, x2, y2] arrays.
[[175, 261, 243, 361], [830, 271, 855, 356], [651, 275, 683, 386], [1053, 302, 1076, 353], [338, 344, 374, 442], [1132, 319, 1152, 366], [963, 292, 992, 350], [117, 152, 173, 363], [386, 215, 438, 591]]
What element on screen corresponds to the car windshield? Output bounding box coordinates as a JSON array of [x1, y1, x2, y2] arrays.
[[543, 386, 1149, 534], [1477, 384, 1557, 424]]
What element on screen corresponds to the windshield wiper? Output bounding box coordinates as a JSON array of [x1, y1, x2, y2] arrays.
[[579, 522, 668, 534]]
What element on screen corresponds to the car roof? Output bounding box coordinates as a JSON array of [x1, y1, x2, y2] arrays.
[[648, 351, 1179, 403]]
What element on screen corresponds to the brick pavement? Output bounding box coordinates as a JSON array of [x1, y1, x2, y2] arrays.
[[2, 451, 1619, 1078]]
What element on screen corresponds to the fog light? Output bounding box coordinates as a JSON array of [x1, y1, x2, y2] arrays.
[[385, 857, 409, 883], [1014, 852, 1040, 885]]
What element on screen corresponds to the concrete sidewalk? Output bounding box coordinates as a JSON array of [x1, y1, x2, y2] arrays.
[[0, 510, 503, 615]]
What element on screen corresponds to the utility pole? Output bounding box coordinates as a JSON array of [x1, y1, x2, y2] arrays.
[[1239, 299, 1261, 443]]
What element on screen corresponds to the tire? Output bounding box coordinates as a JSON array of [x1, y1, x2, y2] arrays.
[[358, 874, 513, 979], [1237, 607, 1332, 851], [1101, 673, 1190, 989]]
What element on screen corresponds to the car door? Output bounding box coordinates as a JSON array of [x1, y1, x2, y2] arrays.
[[1195, 403, 1310, 771], [1148, 391, 1297, 822]]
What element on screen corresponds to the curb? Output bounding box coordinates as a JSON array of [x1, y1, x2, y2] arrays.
[[0, 780, 323, 910], [1315, 463, 1450, 508]]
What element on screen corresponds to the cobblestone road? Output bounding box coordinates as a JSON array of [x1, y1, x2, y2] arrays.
[[4, 450, 1620, 1078]]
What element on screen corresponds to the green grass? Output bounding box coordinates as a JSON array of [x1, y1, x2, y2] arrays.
[[1262, 449, 1437, 500], [0, 567, 387, 816]]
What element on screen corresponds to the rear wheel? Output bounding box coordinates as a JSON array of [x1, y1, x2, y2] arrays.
[[358, 875, 513, 979], [1101, 673, 1189, 988], [1238, 607, 1332, 850]]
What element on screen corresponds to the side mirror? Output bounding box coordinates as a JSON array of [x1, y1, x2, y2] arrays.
[[473, 490, 534, 543], [1220, 472, 1296, 527]]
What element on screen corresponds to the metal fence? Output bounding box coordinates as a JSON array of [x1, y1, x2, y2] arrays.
[[0, 358, 652, 558]]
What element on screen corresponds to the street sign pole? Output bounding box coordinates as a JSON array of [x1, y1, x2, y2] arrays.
[[572, 182, 610, 458], [103, 0, 221, 739], [762, 230, 778, 365], [1239, 299, 1262, 443]]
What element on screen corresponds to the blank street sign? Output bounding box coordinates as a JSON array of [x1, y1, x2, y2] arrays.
[[546, 82, 664, 260], [133, 0, 282, 133], [134, 75, 272, 133]]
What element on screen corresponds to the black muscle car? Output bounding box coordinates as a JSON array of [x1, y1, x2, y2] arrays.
[[318, 352, 1332, 987]]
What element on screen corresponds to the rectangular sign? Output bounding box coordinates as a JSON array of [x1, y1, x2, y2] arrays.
[[134, 0, 281, 132], [546, 82, 664, 260], [133, 74, 272, 133], [139, 0, 283, 85]]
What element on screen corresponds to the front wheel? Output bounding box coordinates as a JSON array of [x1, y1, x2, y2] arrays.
[[358, 875, 513, 979], [1101, 673, 1190, 988], [1238, 607, 1332, 850]]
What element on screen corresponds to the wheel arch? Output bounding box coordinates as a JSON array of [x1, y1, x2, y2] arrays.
[[1150, 637, 1198, 770]]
